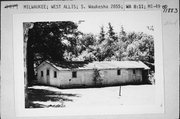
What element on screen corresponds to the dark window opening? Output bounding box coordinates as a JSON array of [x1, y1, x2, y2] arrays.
[[117, 69, 121, 75], [47, 69, 49, 75], [54, 71, 57, 78], [133, 69, 136, 74], [41, 71, 43, 77], [72, 71, 77, 78]]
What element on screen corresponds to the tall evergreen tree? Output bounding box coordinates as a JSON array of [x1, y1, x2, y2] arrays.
[[107, 22, 117, 41], [99, 26, 105, 43]]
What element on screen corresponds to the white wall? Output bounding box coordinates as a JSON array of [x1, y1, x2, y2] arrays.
[[97, 69, 142, 85], [59, 70, 94, 87], [37, 63, 60, 87], [57, 68, 143, 87], [37, 63, 143, 88]]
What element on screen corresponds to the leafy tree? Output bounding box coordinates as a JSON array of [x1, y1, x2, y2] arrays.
[[123, 32, 154, 67], [114, 41, 125, 61], [76, 24, 154, 70], [81, 33, 95, 47], [93, 68, 103, 85], [26, 21, 78, 86]]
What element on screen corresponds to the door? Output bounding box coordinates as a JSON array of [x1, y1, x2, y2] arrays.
[[142, 70, 148, 83], [122, 70, 128, 82], [46, 69, 50, 85]]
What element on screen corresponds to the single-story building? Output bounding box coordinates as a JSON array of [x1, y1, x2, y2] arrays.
[[36, 60, 150, 88]]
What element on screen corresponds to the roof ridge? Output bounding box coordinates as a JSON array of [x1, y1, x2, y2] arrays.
[[38, 60, 150, 70]]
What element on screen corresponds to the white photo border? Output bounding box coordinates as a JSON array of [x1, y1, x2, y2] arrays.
[[13, 11, 164, 117]]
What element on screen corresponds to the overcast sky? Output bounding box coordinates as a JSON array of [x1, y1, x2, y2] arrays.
[[23, 10, 161, 39], [70, 11, 161, 36]]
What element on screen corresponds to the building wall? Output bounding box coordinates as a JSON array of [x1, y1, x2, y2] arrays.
[[58, 70, 94, 87], [37, 63, 143, 88], [97, 68, 142, 85], [37, 63, 60, 87]]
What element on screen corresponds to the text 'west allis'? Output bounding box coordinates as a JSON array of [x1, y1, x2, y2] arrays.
[[23, 4, 80, 9]]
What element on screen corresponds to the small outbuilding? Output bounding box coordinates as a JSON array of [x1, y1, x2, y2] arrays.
[[36, 60, 150, 88]]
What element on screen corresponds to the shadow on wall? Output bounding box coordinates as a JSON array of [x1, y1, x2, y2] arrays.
[[26, 88, 80, 108]]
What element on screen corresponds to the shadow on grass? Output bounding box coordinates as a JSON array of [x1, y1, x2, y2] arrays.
[[26, 88, 80, 108]]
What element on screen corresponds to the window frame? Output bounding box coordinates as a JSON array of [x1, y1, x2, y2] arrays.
[[41, 71, 43, 77], [54, 71, 57, 78], [72, 71, 77, 78], [47, 69, 49, 76], [133, 69, 136, 74], [117, 69, 121, 75]]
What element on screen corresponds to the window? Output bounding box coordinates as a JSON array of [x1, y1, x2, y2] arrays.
[[72, 71, 77, 78], [117, 69, 121, 75], [54, 71, 57, 78], [47, 69, 49, 76], [41, 71, 43, 77], [133, 69, 136, 74]]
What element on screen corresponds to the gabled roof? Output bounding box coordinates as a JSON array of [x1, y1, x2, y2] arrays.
[[86, 61, 150, 70], [37, 60, 150, 71]]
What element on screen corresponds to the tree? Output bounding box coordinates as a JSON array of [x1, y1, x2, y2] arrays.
[[107, 23, 117, 41], [98, 26, 106, 43], [26, 21, 78, 86], [119, 26, 126, 36], [80, 33, 95, 47], [114, 41, 125, 61], [122, 32, 154, 67], [93, 68, 103, 86]]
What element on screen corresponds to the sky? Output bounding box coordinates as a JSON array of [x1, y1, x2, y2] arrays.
[[24, 11, 161, 37], [70, 11, 161, 36]]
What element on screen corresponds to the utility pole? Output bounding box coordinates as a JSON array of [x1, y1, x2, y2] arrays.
[[119, 86, 121, 96]]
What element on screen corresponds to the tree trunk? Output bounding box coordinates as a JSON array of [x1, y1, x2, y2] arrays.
[[24, 22, 34, 108], [27, 39, 35, 86]]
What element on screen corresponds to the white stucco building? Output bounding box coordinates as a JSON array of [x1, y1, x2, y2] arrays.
[[36, 60, 150, 88]]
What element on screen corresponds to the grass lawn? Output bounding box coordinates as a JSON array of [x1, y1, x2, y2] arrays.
[[27, 84, 155, 108]]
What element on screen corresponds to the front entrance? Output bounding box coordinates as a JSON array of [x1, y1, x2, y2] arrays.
[[46, 69, 50, 85], [47, 76, 50, 85], [142, 70, 149, 83]]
